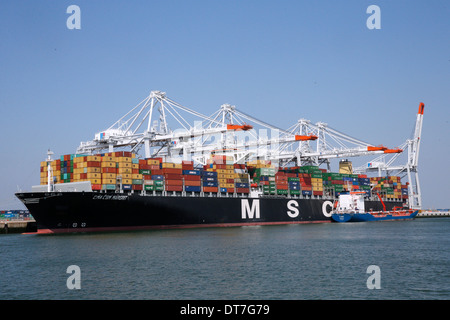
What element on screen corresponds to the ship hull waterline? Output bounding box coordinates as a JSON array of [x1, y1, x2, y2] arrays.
[[15, 192, 404, 233]]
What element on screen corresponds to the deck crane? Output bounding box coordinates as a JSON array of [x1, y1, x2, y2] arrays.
[[76, 91, 320, 164], [77, 91, 404, 166], [353, 103, 425, 209]]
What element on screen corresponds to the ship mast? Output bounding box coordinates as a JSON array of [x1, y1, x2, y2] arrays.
[[46, 149, 54, 192]]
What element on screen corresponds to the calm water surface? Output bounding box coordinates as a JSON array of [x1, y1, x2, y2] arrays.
[[0, 218, 449, 300]]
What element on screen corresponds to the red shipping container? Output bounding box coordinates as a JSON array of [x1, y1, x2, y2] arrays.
[[132, 184, 143, 191], [166, 185, 183, 192], [162, 168, 182, 174], [139, 159, 147, 165], [132, 169, 139, 174], [165, 180, 183, 186], [139, 164, 151, 170], [182, 165, 194, 170], [236, 188, 249, 193], [183, 175, 201, 181], [151, 169, 164, 175], [203, 187, 218, 193], [313, 191, 323, 196], [276, 184, 288, 190], [165, 173, 182, 180], [92, 184, 102, 190], [102, 167, 117, 173], [142, 175, 152, 180], [227, 188, 235, 193], [87, 161, 101, 167]]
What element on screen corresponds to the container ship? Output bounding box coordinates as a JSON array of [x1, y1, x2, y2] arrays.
[[15, 91, 424, 233]]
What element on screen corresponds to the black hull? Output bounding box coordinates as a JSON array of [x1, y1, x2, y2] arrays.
[[15, 192, 404, 233]]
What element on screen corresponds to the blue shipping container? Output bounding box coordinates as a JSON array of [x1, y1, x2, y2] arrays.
[[151, 175, 164, 180], [202, 171, 217, 177], [122, 184, 132, 190], [235, 183, 249, 188], [204, 181, 218, 187], [185, 186, 201, 192], [202, 176, 217, 182], [183, 170, 201, 175]]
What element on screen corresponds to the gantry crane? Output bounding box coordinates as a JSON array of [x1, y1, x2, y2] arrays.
[[76, 91, 422, 208]]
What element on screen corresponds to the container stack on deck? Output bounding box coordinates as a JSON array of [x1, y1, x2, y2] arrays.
[[40, 153, 407, 200]]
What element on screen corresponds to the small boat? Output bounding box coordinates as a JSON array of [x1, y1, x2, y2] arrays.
[[331, 191, 418, 223]]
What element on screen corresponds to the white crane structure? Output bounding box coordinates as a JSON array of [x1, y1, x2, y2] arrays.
[[76, 91, 423, 208]]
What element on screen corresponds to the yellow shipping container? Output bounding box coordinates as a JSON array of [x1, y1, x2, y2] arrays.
[[131, 174, 143, 180], [117, 168, 131, 174], [87, 173, 102, 179], [86, 167, 101, 173], [147, 159, 160, 165], [85, 155, 100, 162], [118, 162, 131, 168], [132, 163, 139, 169], [162, 162, 175, 168], [89, 179, 101, 185], [102, 156, 116, 162], [117, 157, 131, 163], [102, 179, 116, 185], [122, 179, 132, 184], [101, 161, 116, 168], [103, 173, 116, 179], [118, 173, 132, 179]]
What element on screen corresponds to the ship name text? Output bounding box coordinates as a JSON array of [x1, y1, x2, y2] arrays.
[[93, 195, 128, 200]]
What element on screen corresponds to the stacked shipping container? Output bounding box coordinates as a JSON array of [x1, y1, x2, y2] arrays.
[[40, 154, 407, 200]]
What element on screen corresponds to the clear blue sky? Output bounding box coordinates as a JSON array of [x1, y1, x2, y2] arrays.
[[0, 0, 449, 209]]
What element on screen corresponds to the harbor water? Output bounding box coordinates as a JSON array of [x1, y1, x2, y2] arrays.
[[0, 218, 448, 300]]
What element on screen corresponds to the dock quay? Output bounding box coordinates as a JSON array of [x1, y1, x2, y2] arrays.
[[0, 220, 37, 234], [417, 210, 450, 218]]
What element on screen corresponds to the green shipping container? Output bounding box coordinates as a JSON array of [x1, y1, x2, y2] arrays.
[[144, 185, 154, 191], [139, 169, 151, 175], [132, 179, 143, 185]]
